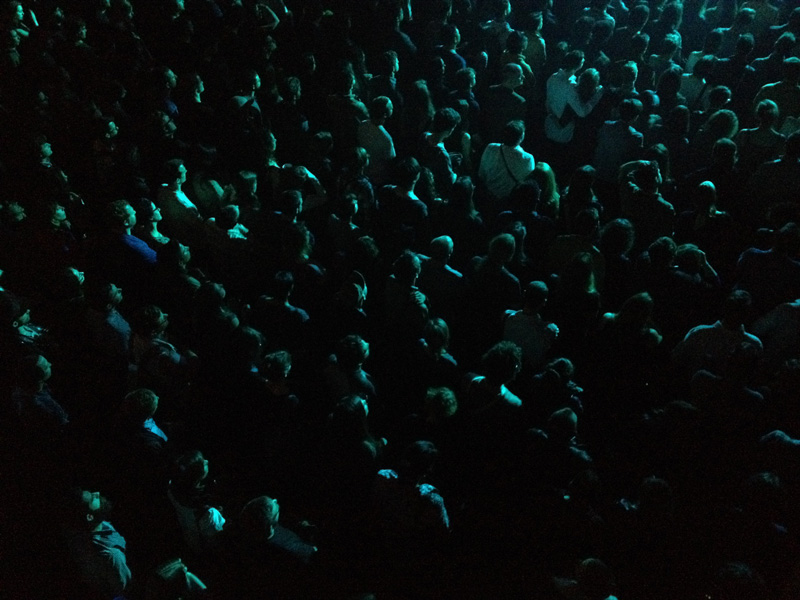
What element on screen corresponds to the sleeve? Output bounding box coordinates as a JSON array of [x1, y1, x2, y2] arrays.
[[97, 547, 132, 596], [565, 84, 604, 118]]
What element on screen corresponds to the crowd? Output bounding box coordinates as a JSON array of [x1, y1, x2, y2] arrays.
[[4, 0, 800, 598]]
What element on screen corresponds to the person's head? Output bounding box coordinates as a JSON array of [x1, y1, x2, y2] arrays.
[[658, 33, 680, 59], [337, 334, 369, 369], [441, 22, 460, 49], [733, 6, 756, 27], [600, 218, 635, 256], [693, 55, 715, 81], [694, 180, 718, 211], [775, 32, 796, 58], [506, 29, 527, 54], [271, 270, 294, 301], [105, 199, 136, 231], [425, 386, 458, 420], [734, 33, 755, 58], [392, 250, 422, 285], [133, 304, 169, 337], [523, 280, 549, 313], [754, 99, 779, 129], [703, 28, 724, 55], [575, 558, 616, 600], [397, 440, 439, 481], [481, 341, 522, 385], [632, 160, 662, 193], [648, 236, 677, 267], [217, 204, 240, 231], [619, 98, 643, 124], [450, 175, 476, 214], [574, 207, 601, 238], [173, 449, 209, 489], [431, 107, 461, 136], [783, 57, 800, 85], [429, 235, 454, 262], [630, 3, 650, 30], [369, 96, 393, 123], [712, 137, 738, 168], [0, 291, 29, 329], [659, 1, 682, 29], [67, 488, 114, 530], [376, 50, 399, 77], [279, 189, 303, 219], [547, 407, 578, 445], [563, 49, 585, 73], [657, 66, 682, 97], [708, 85, 732, 110], [238, 496, 280, 544], [163, 158, 187, 187], [453, 67, 477, 92], [85, 280, 123, 312], [620, 60, 639, 88], [631, 32, 650, 58], [774, 221, 800, 255], [394, 156, 421, 189], [501, 62, 524, 88], [263, 349, 292, 380], [135, 199, 162, 224], [487, 233, 516, 264], [638, 475, 674, 517], [423, 317, 450, 354], [122, 388, 159, 423], [721, 290, 753, 327], [617, 291, 655, 328]]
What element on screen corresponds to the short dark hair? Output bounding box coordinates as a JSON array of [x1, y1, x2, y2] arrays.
[[105, 199, 133, 228], [394, 157, 421, 188], [563, 49, 584, 72], [432, 107, 461, 133], [501, 120, 525, 146], [619, 98, 643, 122], [481, 341, 522, 384]]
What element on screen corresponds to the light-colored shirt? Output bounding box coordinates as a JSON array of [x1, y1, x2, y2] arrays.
[[545, 69, 603, 143], [478, 143, 535, 200], [358, 120, 396, 184]]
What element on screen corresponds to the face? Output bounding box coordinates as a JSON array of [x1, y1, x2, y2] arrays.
[[178, 163, 188, 184], [36, 355, 52, 381], [7, 202, 26, 223], [40, 142, 53, 159], [106, 120, 119, 139], [359, 396, 369, 418], [81, 490, 113, 523], [109, 283, 123, 307], [70, 267, 85, 285], [14, 3, 23, 22], [52, 204, 67, 224], [124, 205, 136, 228], [165, 69, 178, 90]]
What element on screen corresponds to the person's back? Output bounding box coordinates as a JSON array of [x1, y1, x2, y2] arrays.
[[736, 223, 800, 313]]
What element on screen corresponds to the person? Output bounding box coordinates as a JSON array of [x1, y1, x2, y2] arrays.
[[592, 98, 644, 186], [503, 280, 559, 371], [545, 50, 604, 145], [753, 56, 800, 132], [481, 62, 527, 144], [373, 440, 450, 553], [221, 495, 317, 597], [620, 160, 675, 252], [734, 99, 787, 175], [478, 119, 536, 203], [65, 489, 132, 598], [417, 236, 465, 324], [167, 450, 225, 554], [157, 158, 205, 248], [672, 290, 763, 376], [11, 353, 68, 434], [419, 107, 460, 196], [357, 96, 396, 185], [134, 199, 170, 250]]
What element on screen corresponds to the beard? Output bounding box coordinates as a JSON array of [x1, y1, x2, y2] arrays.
[[93, 496, 114, 522]]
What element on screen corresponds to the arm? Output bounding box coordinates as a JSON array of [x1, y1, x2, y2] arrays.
[[565, 84, 604, 118]]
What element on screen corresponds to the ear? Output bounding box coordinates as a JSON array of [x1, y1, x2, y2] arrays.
[[12, 320, 18, 328], [86, 513, 94, 523]]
